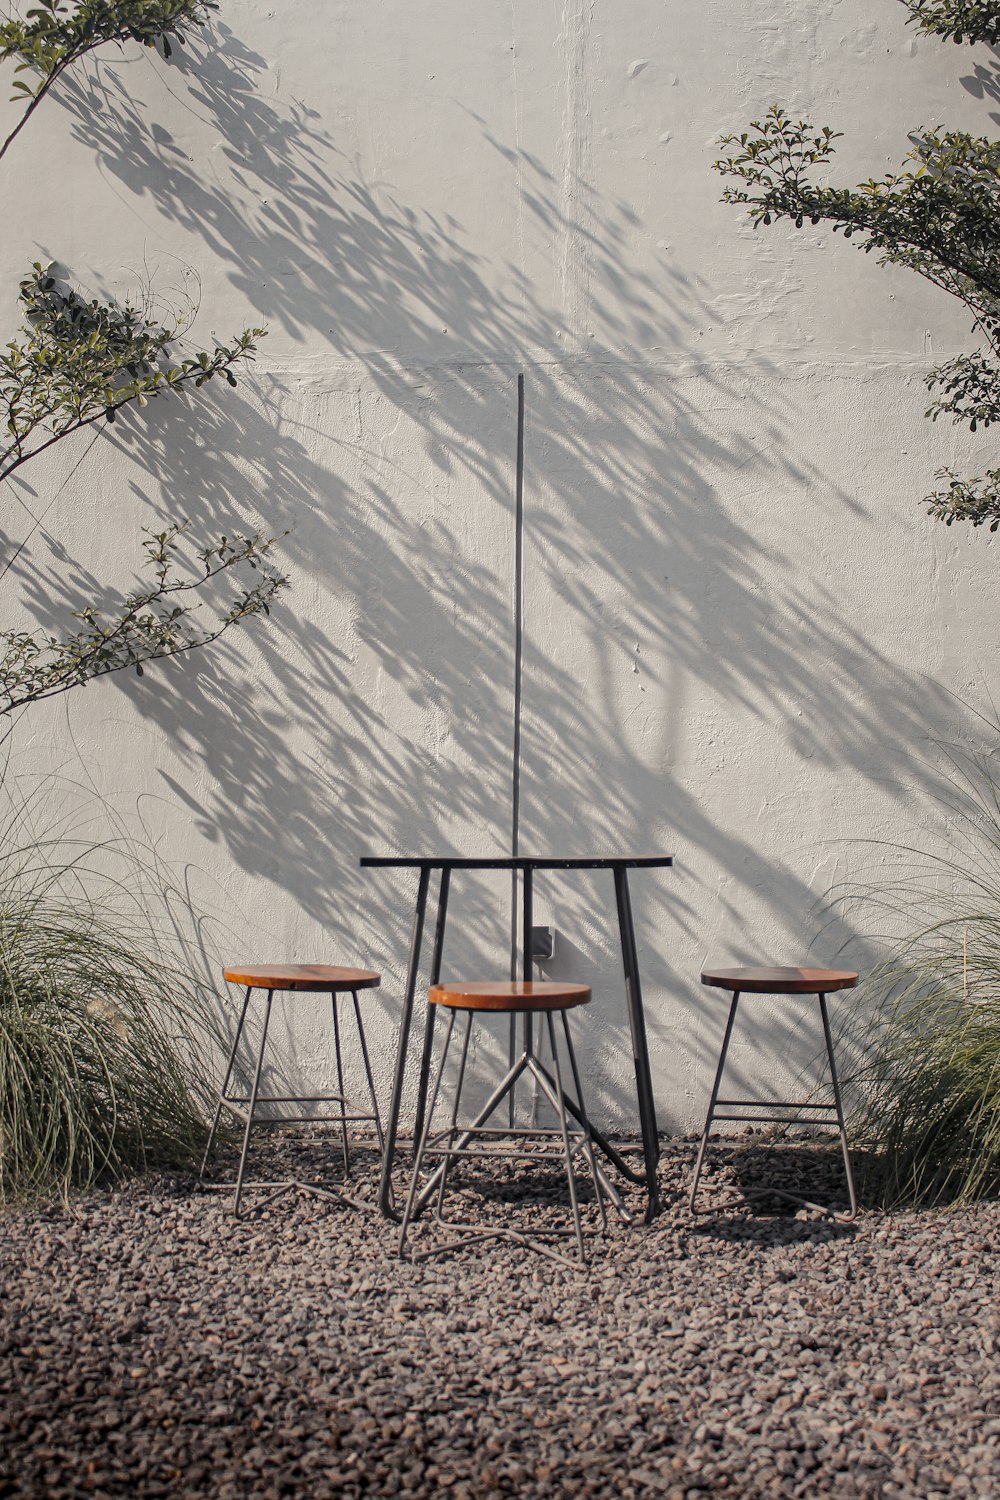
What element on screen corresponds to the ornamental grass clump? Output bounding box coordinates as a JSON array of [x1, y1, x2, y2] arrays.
[[852, 962, 1000, 1206], [0, 831, 211, 1204], [846, 746, 1000, 1207]]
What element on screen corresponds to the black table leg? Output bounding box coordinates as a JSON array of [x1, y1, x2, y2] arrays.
[[412, 867, 451, 1149], [378, 864, 431, 1221], [613, 864, 662, 1221], [522, 865, 533, 1055], [507, 869, 520, 1127]]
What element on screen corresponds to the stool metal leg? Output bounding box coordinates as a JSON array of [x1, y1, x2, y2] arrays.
[[234, 988, 275, 1218], [409, 1048, 532, 1219], [531, 1051, 630, 1222], [819, 992, 858, 1220], [436, 1011, 473, 1217], [331, 990, 350, 1176], [546, 1011, 586, 1262], [352, 990, 385, 1153], [413, 868, 451, 1149], [201, 984, 254, 1177], [690, 989, 741, 1212], [400, 1008, 456, 1257], [560, 1009, 609, 1233]]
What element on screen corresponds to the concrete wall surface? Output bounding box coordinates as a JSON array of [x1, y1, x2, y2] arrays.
[[2, 0, 997, 1132]]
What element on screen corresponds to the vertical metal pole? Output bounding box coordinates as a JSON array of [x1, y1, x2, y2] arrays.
[[509, 373, 525, 1128], [511, 371, 525, 862], [379, 864, 431, 1221], [413, 866, 451, 1146], [613, 865, 661, 1220]]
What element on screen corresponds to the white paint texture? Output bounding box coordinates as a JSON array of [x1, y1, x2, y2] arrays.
[[2, 1, 998, 1127]]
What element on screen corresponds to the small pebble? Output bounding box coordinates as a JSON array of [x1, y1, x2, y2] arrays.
[[0, 1132, 997, 1497]]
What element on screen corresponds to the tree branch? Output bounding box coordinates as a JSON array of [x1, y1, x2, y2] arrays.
[[0, 58, 69, 165], [0, 524, 288, 715]]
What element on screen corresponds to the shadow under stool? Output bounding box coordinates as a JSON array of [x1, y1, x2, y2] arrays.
[[400, 980, 630, 1266], [201, 964, 384, 1216], [690, 966, 858, 1221]]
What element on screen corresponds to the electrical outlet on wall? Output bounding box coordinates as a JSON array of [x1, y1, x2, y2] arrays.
[[531, 925, 554, 963]]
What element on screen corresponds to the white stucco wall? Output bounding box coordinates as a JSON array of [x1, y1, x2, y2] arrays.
[[3, 0, 997, 1131]]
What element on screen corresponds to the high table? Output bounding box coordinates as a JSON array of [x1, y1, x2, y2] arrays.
[[360, 855, 673, 1223]]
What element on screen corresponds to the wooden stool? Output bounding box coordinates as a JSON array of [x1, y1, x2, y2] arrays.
[[691, 967, 859, 1220], [400, 981, 628, 1264], [201, 964, 383, 1216]]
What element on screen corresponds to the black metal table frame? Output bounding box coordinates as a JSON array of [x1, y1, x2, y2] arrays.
[[360, 855, 672, 1223]]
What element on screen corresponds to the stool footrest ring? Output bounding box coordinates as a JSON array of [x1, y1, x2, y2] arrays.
[[199, 1178, 368, 1212], [715, 1098, 838, 1111], [221, 1092, 375, 1107], [218, 1108, 380, 1128], [711, 1113, 842, 1127]]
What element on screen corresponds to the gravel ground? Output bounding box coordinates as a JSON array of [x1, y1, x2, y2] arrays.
[[1, 1132, 998, 1500]]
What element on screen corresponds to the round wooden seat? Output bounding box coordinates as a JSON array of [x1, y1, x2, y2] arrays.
[[429, 980, 591, 1013], [222, 964, 381, 993], [700, 966, 858, 995]]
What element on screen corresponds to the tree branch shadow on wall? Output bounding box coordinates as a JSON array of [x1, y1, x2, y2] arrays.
[[4, 26, 983, 1130]]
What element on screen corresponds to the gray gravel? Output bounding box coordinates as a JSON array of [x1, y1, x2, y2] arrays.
[[1, 1132, 998, 1499]]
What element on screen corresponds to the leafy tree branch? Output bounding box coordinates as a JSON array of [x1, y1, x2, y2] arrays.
[[924, 467, 1000, 528], [2, 264, 263, 485], [0, 0, 217, 163], [0, 2, 287, 715], [903, 1, 1000, 45], [0, 523, 287, 715], [714, 3, 1000, 534]]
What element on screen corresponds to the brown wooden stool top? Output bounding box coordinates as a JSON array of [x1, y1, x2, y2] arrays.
[[700, 966, 858, 995], [429, 980, 591, 1013], [223, 964, 380, 993]]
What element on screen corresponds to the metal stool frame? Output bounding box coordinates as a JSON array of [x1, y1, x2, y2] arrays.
[[400, 1000, 630, 1267], [201, 984, 384, 1217], [690, 986, 857, 1221]]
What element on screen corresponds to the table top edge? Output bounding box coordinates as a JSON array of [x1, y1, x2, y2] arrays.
[[359, 854, 674, 869]]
